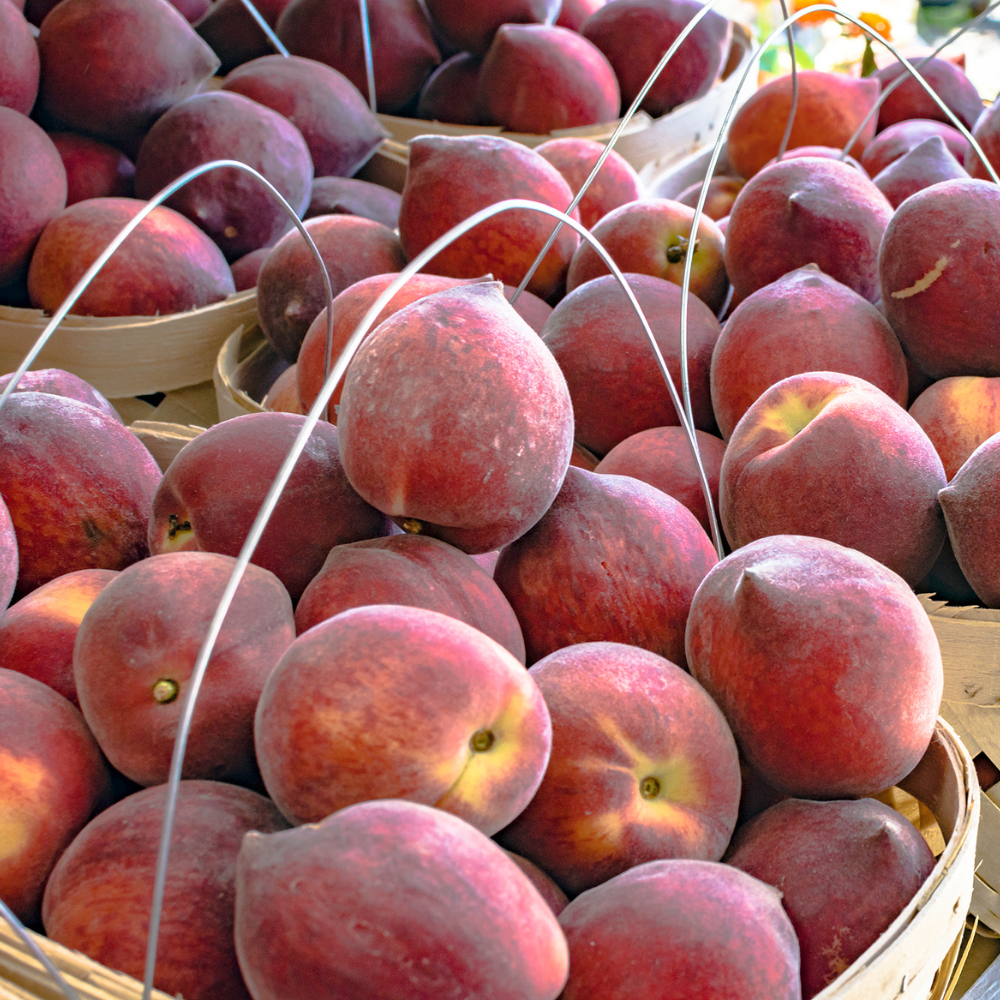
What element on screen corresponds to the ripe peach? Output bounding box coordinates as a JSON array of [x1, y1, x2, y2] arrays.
[[496, 641, 741, 896], [255, 604, 551, 832], [493, 467, 718, 666], [685, 534, 944, 797], [424, 0, 560, 55], [48, 132, 135, 205], [42, 779, 289, 1000], [233, 799, 570, 1000], [873, 56, 985, 134], [73, 551, 295, 787], [0, 668, 113, 926], [337, 281, 575, 553], [293, 533, 525, 661], [862, 118, 972, 177], [719, 371, 947, 586], [872, 134, 970, 208]]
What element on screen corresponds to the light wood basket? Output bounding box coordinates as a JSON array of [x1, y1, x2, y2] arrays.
[[922, 596, 1000, 937], [0, 291, 259, 401], [0, 719, 977, 1000], [375, 22, 755, 184]]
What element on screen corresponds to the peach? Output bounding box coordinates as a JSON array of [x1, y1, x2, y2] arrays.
[[535, 136, 642, 230], [133, 90, 313, 261], [0, 391, 161, 595], [0, 0, 39, 116], [504, 850, 569, 915], [296, 272, 473, 417], [477, 24, 620, 134], [558, 0, 606, 30], [0, 568, 117, 707], [873, 56, 985, 134], [566, 198, 728, 314], [148, 411, 394, 601], [725, 797, 936, 998], [233, 799, 570, 1000], [726, 70, 880, 179], [0, 496, 16, 612], [595, 426, 725, 535], [719, 372, 947, 586], [581, 0, 733, 118], [260, 365, 303, 413], [496, 641, 741, 896], [415, 52, 484, 125], [397, 133, 579, 303], [73, 550, 295, 787], [0, 367, 121, 421], [293, 533, 525, 661], [685, 534, 944, 797], [0, 108, 67, 288], [276, 0, 441, 114], [424, 0, 560, 55], [909, 375, 1000, 480], [0, 668, 113, 926], [36, 0, 220, 152], [305, 175, 401, 229], [879, 178, 1000, 378], [229, 246, 269, 291], [557, 859, 801, 999], [254, 604, 551, 832], [710, 265, 909, 440], [220, 54, 388, 179], [41, 780, 289, 1000], [255, 213, 406, 363], [725, 156, 893, 305], [939, 434, 1000, 607], [337, 281, 575, 553], [674, 174, 745, 220], [861, 117, 972, 177], [542, 272, 722, 455], [493, 467, 718, 666], [27, 196, 235, 317], [872, 134, 970, 208], [968, 98, 1000, 180], [47, 131, 135, 205], [193, 0, 295, 73]]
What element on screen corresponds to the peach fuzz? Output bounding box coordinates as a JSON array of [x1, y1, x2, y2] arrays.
[[336, 281, 574, 554], [685, 534, 943, 798], [594, 426, 725, 535], [293, 533, 525, 662], [535, 136, 642, 231], [41, 780, 289, 1000], [719, 371, 947, 586], [557, 859, 801, 999], [0, 367, 122, 422], [910, 376, 1000, 481], [724, 797, 936, 998], [0, 391, 161, 596], [493, 467, 718, 667], [0, 668, 113, 926], [0, 0, 39, 116], [233, 800, 569, 1000], [879, 179, 1000, 379], [542, 272, 722, 456], [725, 69, 880, 179], [710, 265, 909, 441], [872, 134, 970, 209], [939, 434, 1000, 607], [861, 118, 972, 178], [397, 134, 580, 303], [496, 642, 741, 896], [0, 568, 117, 706], [147, 411, 394, 601], [254, 604, 551, 832], [724, 156, 892, 306], [73, 551, 295, 788]]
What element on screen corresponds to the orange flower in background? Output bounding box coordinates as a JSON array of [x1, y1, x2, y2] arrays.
[[847, 10, 893, 39], [792, 0, 838, 26]]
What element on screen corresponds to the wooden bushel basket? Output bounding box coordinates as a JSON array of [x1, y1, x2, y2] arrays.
[[0, 719, 978, 1000]]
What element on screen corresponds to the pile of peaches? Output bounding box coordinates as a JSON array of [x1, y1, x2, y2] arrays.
[[2, 0, 1000, 998]]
